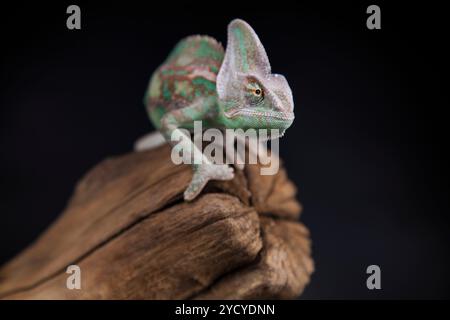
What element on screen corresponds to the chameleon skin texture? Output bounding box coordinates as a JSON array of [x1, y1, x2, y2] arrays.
[[143, 19, 295, 200], [146, 36, 224, 130]]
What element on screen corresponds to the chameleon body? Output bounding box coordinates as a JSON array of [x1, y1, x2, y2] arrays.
[[143, 19, 295, 201]]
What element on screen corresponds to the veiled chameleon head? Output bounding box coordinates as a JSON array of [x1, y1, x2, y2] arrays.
[[217, 19, 295, 134]]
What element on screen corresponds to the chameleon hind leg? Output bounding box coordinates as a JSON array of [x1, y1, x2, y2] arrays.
[[134, 131, 166, 151], [159, 99, 234, 201]]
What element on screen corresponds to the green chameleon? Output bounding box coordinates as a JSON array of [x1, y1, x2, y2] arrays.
[[135, 19, 295, 201]]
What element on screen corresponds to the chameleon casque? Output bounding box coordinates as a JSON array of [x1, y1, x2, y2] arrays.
[[136, 19, 295, 201]]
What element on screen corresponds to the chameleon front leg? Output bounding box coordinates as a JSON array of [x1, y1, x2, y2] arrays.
[[160, 99, 234, 201]]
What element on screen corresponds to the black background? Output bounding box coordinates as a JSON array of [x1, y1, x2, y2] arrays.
[[1, 1, 448, 299]]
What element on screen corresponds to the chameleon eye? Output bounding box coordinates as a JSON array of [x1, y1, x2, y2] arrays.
[[245, 78, 264, 105]]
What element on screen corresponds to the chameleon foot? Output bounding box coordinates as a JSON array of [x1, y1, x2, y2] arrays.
[[184, 164, 234, 201]]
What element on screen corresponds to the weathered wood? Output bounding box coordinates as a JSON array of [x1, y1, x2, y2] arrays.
[[0, 144, 313, 299]]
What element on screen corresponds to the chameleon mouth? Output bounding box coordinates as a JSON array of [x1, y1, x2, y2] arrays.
[[225, 108, 295, 122]]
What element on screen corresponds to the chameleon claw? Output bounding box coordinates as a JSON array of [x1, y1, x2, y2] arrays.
[[183, 164, 234, 201], [183, 179, 209, 201]]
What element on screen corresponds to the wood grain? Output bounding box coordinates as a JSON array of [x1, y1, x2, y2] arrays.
[[0, 145, 313, 299]]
